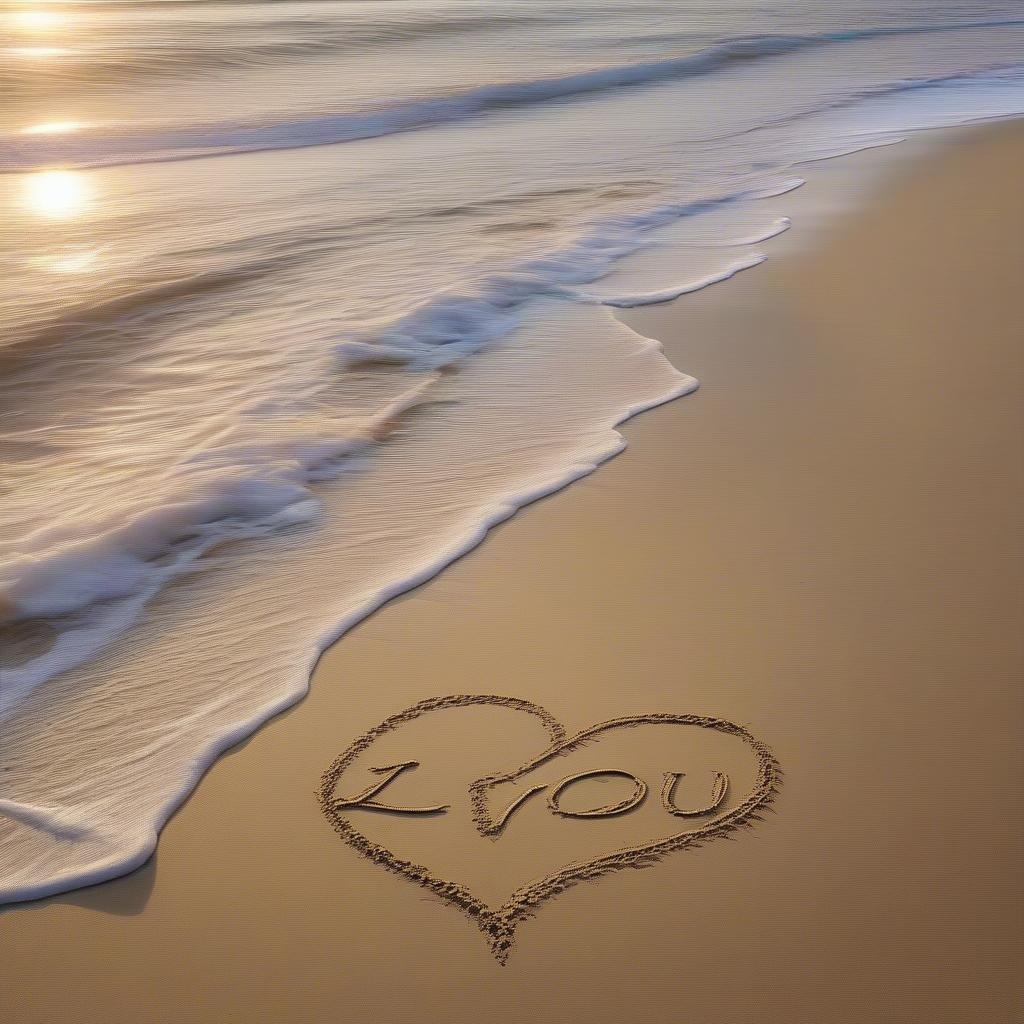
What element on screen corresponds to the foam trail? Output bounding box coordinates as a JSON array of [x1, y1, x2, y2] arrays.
[[591, 255, 768, 308], [0, 800, 99, 842], [726, 218, 792, 245], [333, 190, 775, 370], [0, 377, 440, 713]]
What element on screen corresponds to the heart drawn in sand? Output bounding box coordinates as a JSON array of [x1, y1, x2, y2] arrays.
[[318, 695, 780, 963]]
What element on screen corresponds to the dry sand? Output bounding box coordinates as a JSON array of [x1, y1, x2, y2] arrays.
[[1, 122, 1021, 1023]]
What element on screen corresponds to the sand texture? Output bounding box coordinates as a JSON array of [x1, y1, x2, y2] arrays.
[[1, 123, 1021, 1023]]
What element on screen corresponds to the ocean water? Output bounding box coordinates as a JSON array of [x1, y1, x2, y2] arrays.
[[0, 0, 1022, 902]]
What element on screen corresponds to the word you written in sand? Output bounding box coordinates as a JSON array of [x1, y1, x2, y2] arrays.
[[319, 695, 780, 962]]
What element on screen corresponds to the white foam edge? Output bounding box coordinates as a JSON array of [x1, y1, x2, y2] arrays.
[[590, 253, 768, 308]]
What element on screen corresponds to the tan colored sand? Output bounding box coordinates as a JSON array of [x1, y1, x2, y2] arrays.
[[1, 122, 1022, 1023]]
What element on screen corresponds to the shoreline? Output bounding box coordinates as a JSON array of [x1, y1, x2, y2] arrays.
[[2, 120, 1022, 1021]]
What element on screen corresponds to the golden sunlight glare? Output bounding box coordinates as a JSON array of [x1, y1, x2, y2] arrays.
[[9, 46, 68, 57], [49, 248, 101, 273], [13, 8, 66, 31], [22, 121, 87, 135], [23, 169, 92, 219]]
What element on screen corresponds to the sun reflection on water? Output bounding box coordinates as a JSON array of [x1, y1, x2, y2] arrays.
[[47, 247, 101, 273], [9, 45, 69, 57], [22, 120, 86, 135], [13, 8, 67, 31], [23, 169, 93, 219]]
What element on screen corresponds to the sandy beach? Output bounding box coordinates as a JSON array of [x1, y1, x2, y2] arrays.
[[2, 122, 1021, 1022]]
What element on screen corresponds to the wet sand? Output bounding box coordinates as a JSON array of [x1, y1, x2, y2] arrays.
[[1, 122, 1021, 1022]]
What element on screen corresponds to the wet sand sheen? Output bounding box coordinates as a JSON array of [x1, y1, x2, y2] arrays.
[[1, 122, 1021, 1022]]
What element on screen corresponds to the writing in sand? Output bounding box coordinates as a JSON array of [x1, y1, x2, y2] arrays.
[[318, 695, 780, 962], [333, 759, 731, 825]]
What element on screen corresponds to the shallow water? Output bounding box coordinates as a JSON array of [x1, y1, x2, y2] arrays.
[[1, 0, 1022, 901]]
